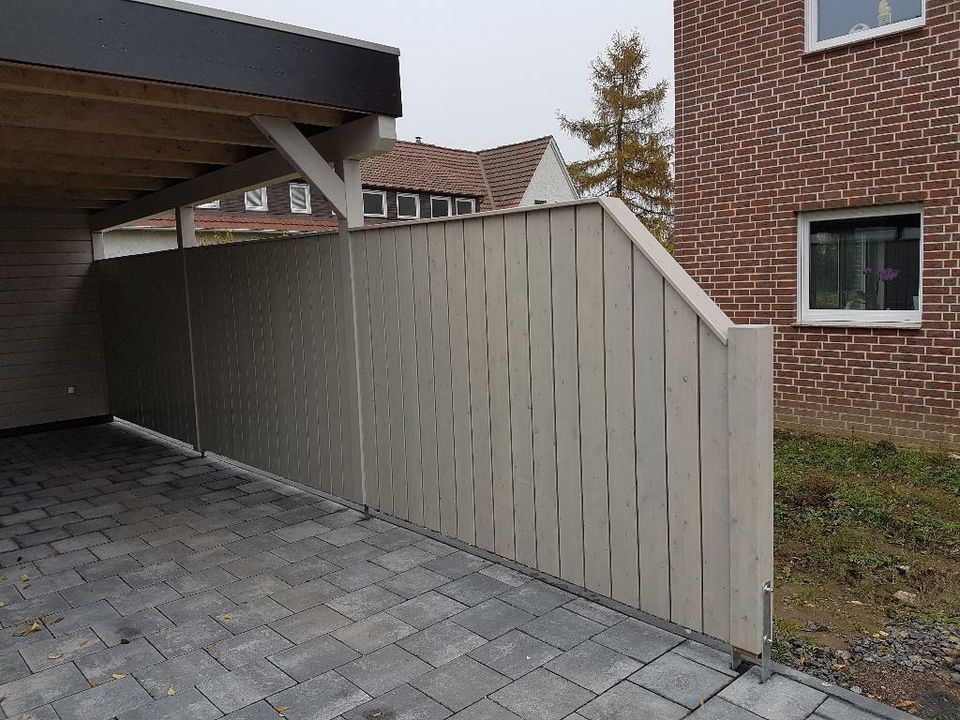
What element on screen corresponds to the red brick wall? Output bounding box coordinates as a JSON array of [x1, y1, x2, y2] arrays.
[[673, 0, 960, 448]]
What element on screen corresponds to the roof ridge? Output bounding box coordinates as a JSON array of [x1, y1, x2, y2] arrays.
[[479, 135, 553, 155]]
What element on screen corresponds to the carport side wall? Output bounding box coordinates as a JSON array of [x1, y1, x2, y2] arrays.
[[0, 209, 108, 430]]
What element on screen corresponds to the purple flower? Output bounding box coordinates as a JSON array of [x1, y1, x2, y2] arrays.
[[863, 265, 874, 275], [879, 267, 900, 282]]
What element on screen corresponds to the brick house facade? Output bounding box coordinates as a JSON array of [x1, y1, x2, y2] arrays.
[[673, 0, 960, 447]]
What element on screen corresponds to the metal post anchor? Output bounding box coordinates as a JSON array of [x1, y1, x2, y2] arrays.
[[760, 580, 774, 683]]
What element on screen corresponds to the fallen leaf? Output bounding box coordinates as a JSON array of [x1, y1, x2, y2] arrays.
[[167, 687, 176, 696], [79, 639, 88, 647], [47, 652, 63, 660], [895, 700, 915, 709], [18, 620, 42, 636], [0, 693, 6, 701], [274, 706, 289, 713], [0, 601, 5, 608], [112, 673, 127, 680], [19, 574, 29, 582], [221, 614, 234, 621], [832, 664, 847, 670], [88, 679, 99, 687]]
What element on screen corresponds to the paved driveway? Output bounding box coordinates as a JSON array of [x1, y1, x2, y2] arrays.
[[0, 423, 898, 720]]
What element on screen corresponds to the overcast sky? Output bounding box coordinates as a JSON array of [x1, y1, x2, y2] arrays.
[[188, 0, 674, 163]]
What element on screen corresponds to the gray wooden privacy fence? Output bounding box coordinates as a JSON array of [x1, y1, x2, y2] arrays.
[[97, 197, 773, 656]]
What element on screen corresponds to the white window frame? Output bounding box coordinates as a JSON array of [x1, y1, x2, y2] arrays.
[[362, 190, 387, 218], [429, 196, 452, 218], [197, 199, 220, 209], [797, 203, 923, 328], [805, 0, 925, 53], [454, 197, 476, 215], [244, 187, 268, 212], [396, 192, 420, 219], [288, 183, 312, 214]]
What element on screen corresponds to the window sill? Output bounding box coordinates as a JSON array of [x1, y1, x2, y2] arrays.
[[804, 19, 925, 55], [794, 320, 922, 330]]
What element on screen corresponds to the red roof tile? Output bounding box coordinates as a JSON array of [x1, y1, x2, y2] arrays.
[[478, 136, 552, 209]]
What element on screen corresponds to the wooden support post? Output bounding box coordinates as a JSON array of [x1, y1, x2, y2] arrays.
[[91, 231, 105, 261], [336, 158, 363, 229], [727, 324, 774, 657], [176, 205, 203, 451]]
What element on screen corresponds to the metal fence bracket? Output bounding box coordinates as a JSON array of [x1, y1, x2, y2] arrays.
[[760, 580, 774, 683]]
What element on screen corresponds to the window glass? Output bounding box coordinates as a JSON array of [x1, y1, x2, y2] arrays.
[[363, 191, 386, 217], [397, 194, 419, 218], [455, 198, 476, 215], [430, 197, 451, 218], [244, 188, 267, 212], [817, 0, 922, 42], [289, 184, 311, 214], [808, 213, 920, 312]]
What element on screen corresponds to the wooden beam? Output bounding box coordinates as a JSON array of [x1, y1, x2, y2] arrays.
[[0, 184, 141, 203], [0, 89, 275, 146], [1, 199, 110, 210], [0, 127, 248, 165], [0, 150, 206, 179], [0, 169, 168, 192], [0, 61, 351, 128], [91, 115, 396, 231]]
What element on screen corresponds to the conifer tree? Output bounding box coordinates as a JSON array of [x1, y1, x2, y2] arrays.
[[560, 31, 674, 244]]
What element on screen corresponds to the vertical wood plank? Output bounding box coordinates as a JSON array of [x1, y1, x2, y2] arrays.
[[445, 221, 474, 545], [527, 209, 560, 577], [504, 212, 536, 568], [576, 204, 610, 596], [367, 230, 393, 513], [429, 222, 457, 536], [550, 206, 584, 586], [336, 230, 362, 503], [380, 228, 408, 519], [412, 224, 440, 530], [664, 283, 703, 632], [249, 243, 269, 471], [321, 236, 342, 494], [351, 231, 379, 507], [603, 215, 639, 607], [633, 249, 670, 619], [464, 217, 493, 552], [699, 323, 730, 640], [484, 214, 515, 560], [396, 226, 424, 525], [285, 242, 305, 483], [301, 239, 324, 489]]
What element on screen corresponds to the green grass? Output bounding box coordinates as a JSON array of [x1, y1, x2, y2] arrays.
[[774, 430, 960, 622]]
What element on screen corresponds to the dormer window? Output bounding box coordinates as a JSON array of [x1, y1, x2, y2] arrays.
[[806, 0, 924, 52], [244, 187, 268, 212], [289, 183, 311, 214]]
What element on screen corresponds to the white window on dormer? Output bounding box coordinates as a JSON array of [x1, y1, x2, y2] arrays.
[[244, 187, 268, 212], [806, 0, 924, 52], [397, 193, 420, 219], [454, 198, 476, 215], [289, 184, 311, 214], [363, 190, 387, 217], [197, 199, 220, 209], [430, 196, 451, 218]]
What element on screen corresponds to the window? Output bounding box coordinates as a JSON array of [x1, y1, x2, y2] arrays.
[[430, 196, 451, 218], [289, 183, 311, 214], [363, 190, 387, 217], [197, 199, 220, 209], [244, 187, 268, 212], [397, 193, 420, 219], [806, 0, 924, 52], [454, 198, 476, 215], [799, 205, 922, 327]]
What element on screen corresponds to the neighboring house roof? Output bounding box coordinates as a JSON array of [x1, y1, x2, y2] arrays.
[[478, 137, 553, 209], [131, 211, 340, 234], [361, 141, 489, 199]]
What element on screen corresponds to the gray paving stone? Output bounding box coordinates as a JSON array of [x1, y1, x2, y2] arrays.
[[91, 537, 150, 561], [270, 536, 333, 562], [271, 577, 346, 612], [273, 555, 339, 585], [4, 702, 62, 720], [499, 581, 574, 616], [688, 697, 769, 720], [157, 588, 237, 624], [387, 591, 468, 629], [593, 617, 683, 663], [109, 582, 182, 615], [342, 684, 452, 720], [322, 540, 385, 567], [74, 636, 165, 684], [491, 668, 595, 720], [363, 527, 420, 550], [220, 574, 291, 603], [92, 605, 174, 646], [814, 696, 888, 720], [630, 651, 732, 709], [321, 527, 371, 549], [227, 516, 284, 539], [150, 615, 233, 658], [16, 568, 85, 599], [214, 595, 293, 634], [372, 546, 438, 573], [562, 598, 625, 627], [134, 648, 230, 698], [338, 643, 432, 696], [116, 686, 223, 720], [674, 640, 741, 677], [326, 585, 404, 620], [222, 700, 285, 719], [181, 546, 241, 572], [0, 644, 30, 685], [36, 548, 99, 575], [271, 604, 352, 644], [478, 564, 531, 588], [379, 566, 450, 599], [220, 550, 288, 580], [578, 681, 686, 720], [422, 551, 491, 580], [545, 640, 642, 694], [325, 561, 395, 592], [120, 560, 187, 589], [520, 607, 604, 651], [0, 661, 88, 715], [140, 524, 198, 547], [268, 634, 360, 682], [1, 592, 70, 625], [132, 540, 194, 566], [226, 533, 285, 557], [19, 627, 106, 672], [451, 598, 535, 640], [438, 572, 512, 606], [52, 675, 153, 720], [77, 554, 143, 582], [718, 668, 827, 720], [399, 619, 488, 667], [334, 612, 418, 654], [412, 656, 510, 712], [207, 624, 293, 669], [267, 669, 369, 720], [61, 575, 132, 607], [272, 519, 327, 542], [450, 698, 522, 720], [469, 629, 561, 679], [184, 528, 243, 551], [197, 658, 296, 714], [168, 565, 238, 595]]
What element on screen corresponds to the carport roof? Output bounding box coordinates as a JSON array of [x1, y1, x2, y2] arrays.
[[0, 0, 401, 228]]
